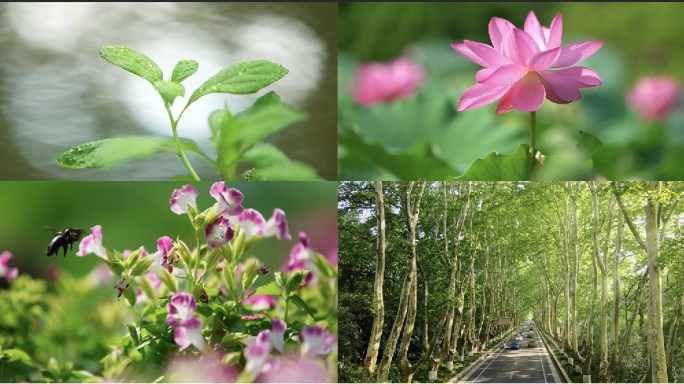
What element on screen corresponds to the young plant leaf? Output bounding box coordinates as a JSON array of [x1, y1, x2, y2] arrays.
[[171, 59, 199, 83], [187, 60, 288, 105], [100, 45, 163, 84], [56, 136, 204, 169], [153, 81, 185, 106]]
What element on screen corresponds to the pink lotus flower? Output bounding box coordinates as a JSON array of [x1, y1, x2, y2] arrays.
[[626, 76, 681, 122], [452, 10, 603, 114], [351, 57, 426, 106]]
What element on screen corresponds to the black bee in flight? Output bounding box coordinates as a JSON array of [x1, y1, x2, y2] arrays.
[[46, 228, 83, 257]]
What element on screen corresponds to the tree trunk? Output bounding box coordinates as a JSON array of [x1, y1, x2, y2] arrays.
[[361, 181, 386, 383], [608, 206, 623, 382], [395, 181, 426, 383], [645, 181, 668, 383]]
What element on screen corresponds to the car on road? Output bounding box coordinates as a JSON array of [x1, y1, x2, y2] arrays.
[[514, 335, 523, 341], [528, 340, 537, 347], [510, 341, 521, 350]]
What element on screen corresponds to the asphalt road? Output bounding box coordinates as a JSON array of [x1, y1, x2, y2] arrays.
[[458, 329, 563, 383]]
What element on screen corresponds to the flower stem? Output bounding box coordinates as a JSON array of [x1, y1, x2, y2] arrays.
[[529, 111, 536, 151], [527, 111, 537, 180], [165, 105, 201, 181]]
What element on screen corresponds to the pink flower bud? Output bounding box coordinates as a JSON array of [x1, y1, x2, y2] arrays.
[[351, 57, 425, 106], [626, 76, 681, 123]]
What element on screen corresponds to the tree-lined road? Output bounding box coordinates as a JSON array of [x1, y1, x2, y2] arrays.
[[459, 326, 563, 383]]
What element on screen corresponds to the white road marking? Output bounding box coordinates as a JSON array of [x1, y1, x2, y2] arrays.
[[462, 342, 507, 383]]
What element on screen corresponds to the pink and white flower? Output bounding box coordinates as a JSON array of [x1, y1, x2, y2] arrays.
[[205, 216, 235, 248], [0, 251, 19, 282], [76, 225, 107, 259], [263, 208, 291, 241], [166, 292, 205, 352], [154, 236, 176, 273], [235, 208, 266, 239], [452, 10, 603, 114], [170, 184, 199, 215], [283, 232, 317, 286], [242, 295, 277, 311], [210, 182, 244, 216], [301, 324, 337, 356]]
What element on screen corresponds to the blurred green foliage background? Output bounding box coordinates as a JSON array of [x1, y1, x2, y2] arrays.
[[0, 182, 338, 283], [338, 2, 684, 180]]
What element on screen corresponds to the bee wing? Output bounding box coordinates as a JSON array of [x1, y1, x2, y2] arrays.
[[44, 226, 64, 235]]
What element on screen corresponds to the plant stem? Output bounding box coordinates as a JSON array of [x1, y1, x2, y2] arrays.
[[527, 111, 537, 180], [165, 105, 200, 181], [529, 111, 536, 151]]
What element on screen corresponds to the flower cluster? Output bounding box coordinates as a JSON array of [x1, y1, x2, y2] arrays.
[[73, 182, 337, 383], [452, 10, 603, 114]]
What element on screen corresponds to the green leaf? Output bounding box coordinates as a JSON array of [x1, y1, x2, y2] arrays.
[[221, 332, 250, 348], [56, 136, 202, 169], [0, 349, 34, 365], [100, 45, 163, 84], [153, 81, 185, 106], [290, 294, 316, 321], [576, 130, 604, 159], [187, 60, 288, 105], [241, 142, 322, 180], [233, 92, 308, 149], [171, 60, 199, 83], [250, 281, 282, 297], [449, 144, 531, 181], [339, 126, 459, 180], [127, 324, 139, 345]]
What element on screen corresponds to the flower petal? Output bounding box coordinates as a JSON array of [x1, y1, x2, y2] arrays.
[[527, 47, 561, 72], [541, 67, 603, 94], [552, 41, 603, 68], [546, 13, 563, 49], [540, 67, 602, 103], [502, 28, 540, 67], [488, 16, 516, 52], [495, 92, 515, 115], [478, 64, 526, 85], [523, 10, 547, 51], [508, 72, 546, 112], [457, 40, 509, 68], [457, 83, 510, 111]]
